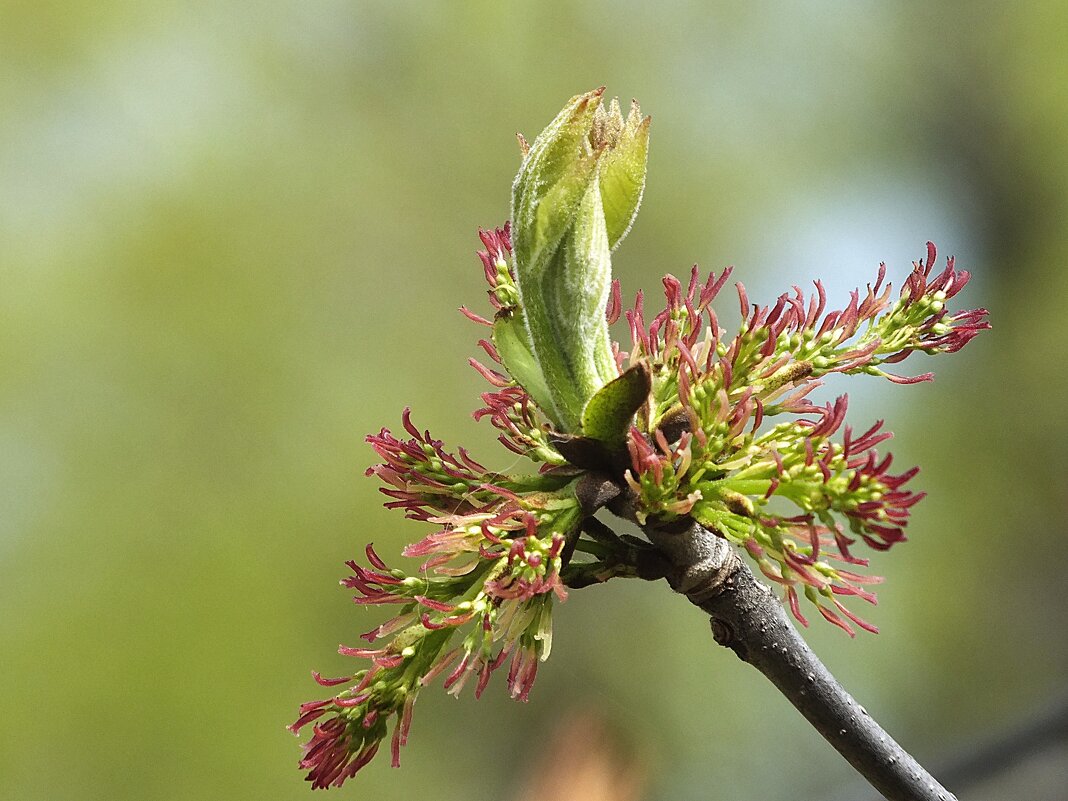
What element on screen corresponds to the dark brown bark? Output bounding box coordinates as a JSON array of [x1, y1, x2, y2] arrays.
[[603, 504, 958, 801]]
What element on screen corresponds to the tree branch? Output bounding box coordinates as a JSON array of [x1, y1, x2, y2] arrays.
[[560, 517, 670, 589], [605, 499, 957, 801]]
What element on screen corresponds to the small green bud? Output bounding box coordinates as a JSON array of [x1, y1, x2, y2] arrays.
[[501, 88, 651, 432]]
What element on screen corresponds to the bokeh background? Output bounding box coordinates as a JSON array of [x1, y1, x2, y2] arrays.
[[3, 2, 1066, 799]]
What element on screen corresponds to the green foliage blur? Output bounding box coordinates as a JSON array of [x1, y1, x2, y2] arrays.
[[2, 3, 1065, 799]]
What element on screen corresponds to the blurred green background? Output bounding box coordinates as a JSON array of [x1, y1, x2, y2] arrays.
[[3, 2, 1066, 799]]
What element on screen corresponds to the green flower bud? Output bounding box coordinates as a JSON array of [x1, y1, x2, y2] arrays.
[[499, 88, 650, 433]]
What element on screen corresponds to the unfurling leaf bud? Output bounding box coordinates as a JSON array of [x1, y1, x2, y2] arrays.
[[498, 88, 651, 433], [594, 97, 651, 250]]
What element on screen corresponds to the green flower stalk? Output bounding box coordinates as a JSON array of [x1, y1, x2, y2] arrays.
[[293, 89, 989, 791]]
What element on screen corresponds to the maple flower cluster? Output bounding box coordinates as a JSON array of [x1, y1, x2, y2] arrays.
[[290, 410, 581, 788], [292, 89, 989, 788], [619, 241, 988, 633]]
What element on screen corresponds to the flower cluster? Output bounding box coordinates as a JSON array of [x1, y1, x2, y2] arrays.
[[295, 229, 987, 787], [620, 243, 989, 634], [294, 89, 990, 788], [292, 411, 581, 787]]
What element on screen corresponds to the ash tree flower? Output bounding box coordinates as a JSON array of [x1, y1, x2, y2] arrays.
[[291, 410, 579, 788], [292, 89, 989, 789]]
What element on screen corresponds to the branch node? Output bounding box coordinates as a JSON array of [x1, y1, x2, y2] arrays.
[[710, 617, 733, 647]]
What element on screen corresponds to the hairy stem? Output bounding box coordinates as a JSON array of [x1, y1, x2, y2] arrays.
[[618, 506, 956, 801]]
